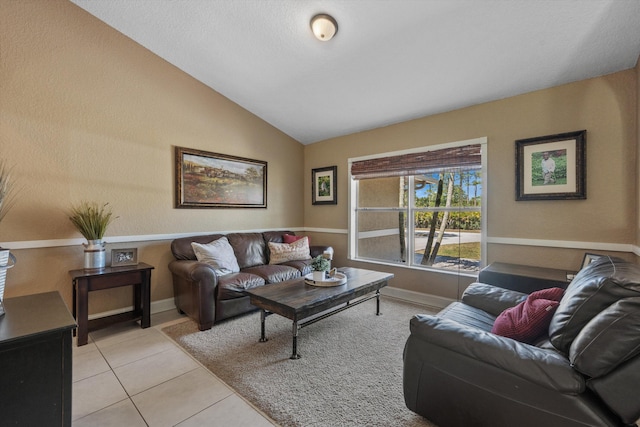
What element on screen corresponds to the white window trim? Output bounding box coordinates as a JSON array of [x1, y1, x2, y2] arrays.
[[348, 137, 488, 275]]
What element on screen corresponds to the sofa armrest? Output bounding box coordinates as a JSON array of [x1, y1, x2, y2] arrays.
[[408, 314, 585, 394], [461, 282, 528, 316], [309, 245, 333, 258], [168, 259, 219, 285], [168, 260, 219, 330]]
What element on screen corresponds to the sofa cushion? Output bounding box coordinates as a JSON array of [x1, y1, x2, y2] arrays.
[[280, 259, 313, 275], [263, 230, 293, 244], [491, 288, 564, 344], [268, 237, 311, 264], [217, 272, 266, 300], [226, 232, 266, 269], [570, 297, 640, 377], [243, 264, 301, 283], [587, 356, 640, 425], [549, 257, 640, 354], [191, 237, 240, 276]]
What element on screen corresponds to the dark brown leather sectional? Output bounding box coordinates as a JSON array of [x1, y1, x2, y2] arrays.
[[403, 257, 640, 427], [169, 231, 332, 330]]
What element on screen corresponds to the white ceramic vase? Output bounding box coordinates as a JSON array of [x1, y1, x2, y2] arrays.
[[312, 270, 325, 281]]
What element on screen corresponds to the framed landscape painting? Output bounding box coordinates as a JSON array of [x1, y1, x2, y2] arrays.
[[312, 166, 337, 205], [175, 146, 267, 208], [515, 130, 586, 201]]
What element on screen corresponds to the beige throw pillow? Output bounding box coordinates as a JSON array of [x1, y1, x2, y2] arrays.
[[191, 237, 240, 276], [269, 237, 311, 264]]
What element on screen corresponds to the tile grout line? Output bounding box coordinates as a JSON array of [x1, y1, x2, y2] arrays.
[[157, 323, 280, 426]]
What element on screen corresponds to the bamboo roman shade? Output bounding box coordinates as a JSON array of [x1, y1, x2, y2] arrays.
[[350, 144, 481, 180]]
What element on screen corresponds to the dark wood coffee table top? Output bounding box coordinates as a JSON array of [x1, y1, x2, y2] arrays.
[[245, 267, 394, 321]]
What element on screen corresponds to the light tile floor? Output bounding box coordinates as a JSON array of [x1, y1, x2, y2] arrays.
[[72, 310, 277, 427]]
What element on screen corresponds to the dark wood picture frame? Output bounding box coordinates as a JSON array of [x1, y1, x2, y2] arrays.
[[175, 146, 267, 208], [516, 130, 586, 201], [312, 166, 337, 205], [581, 252, 603, 270]]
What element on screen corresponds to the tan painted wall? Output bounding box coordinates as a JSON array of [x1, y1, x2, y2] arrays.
[[0, 1, 304, 312], [1, 1, 637, 311], [305, 70, 637, 298]]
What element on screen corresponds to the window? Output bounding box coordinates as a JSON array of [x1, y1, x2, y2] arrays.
[[349, 138, 486, 275]]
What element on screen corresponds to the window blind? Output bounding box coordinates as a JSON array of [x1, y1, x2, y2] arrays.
[[351, 144, 481, 180]]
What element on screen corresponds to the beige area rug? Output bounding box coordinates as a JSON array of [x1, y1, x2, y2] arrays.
[[163, 296, 438, 427]]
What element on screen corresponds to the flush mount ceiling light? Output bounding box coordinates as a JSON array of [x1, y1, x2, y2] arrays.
[[310, 14, 338, 41]]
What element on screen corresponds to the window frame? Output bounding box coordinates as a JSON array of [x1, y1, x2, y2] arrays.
[[348, 137, 487, 277]]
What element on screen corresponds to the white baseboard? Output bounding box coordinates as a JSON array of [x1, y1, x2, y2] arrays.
[[87, 297, 176, 321], [87, 290, 447, 322], [381, 286, 453, 311]]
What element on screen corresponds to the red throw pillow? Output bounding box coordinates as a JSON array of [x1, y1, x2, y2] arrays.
[[491, 287, 565, 344], [283, 234, 309, 245], [531, 287, 565, 302]]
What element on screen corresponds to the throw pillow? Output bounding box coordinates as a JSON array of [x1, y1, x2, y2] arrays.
[[191, 237, 240, 276], [491, 287, 565, 344], [282, 234, 310, 245], [269, 237, 311, 264]]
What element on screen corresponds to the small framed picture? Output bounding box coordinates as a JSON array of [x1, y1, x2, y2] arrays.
[[581, 252, 602, 270], [515, 130, 586, 201], [111, 248, 138, 267], [312, 166, 337, 205]]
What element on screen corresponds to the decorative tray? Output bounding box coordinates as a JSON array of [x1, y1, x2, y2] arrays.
[[304, 272, 347, 287]]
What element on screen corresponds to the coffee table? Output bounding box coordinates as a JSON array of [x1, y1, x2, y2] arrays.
[[245, 267, 394, 359]]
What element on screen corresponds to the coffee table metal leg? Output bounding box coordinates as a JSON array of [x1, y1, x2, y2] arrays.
[[290, 320, 301, 360], [376, 290, 382, 316], [259, 309, 268, 342]]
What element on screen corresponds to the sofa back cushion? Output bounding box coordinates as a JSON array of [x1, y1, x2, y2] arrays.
[[569, 297, 640, 377], [171, 234, 224, 260], [226, 232, 266, 269], [262, 231, 293, 243], [549, 257, 640, 354]]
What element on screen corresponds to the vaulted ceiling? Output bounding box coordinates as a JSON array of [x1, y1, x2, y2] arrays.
[[71, 0, 640, 144]]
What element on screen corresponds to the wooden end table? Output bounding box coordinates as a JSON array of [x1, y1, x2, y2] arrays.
[[69, 262, 154, 346]]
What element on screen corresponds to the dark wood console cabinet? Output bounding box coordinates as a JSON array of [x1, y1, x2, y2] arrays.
[[479, 262, 574, 294], [0, 292, 76, 426]]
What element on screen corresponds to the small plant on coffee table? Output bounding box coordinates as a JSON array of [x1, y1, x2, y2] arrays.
[[311, 255, 330, 272]]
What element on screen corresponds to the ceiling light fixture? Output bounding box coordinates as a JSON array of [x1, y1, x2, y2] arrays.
[[310, 14, 338, 41]]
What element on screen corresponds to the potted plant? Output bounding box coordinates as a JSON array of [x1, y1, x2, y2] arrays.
[[0, 159, 17, 316], [311, 255, 330, 281], [68, 201, 116, 270]]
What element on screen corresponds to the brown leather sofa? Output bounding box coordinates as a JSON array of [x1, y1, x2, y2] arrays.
[[403, 257, 640, 427], [169, 231, 332, 330]]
